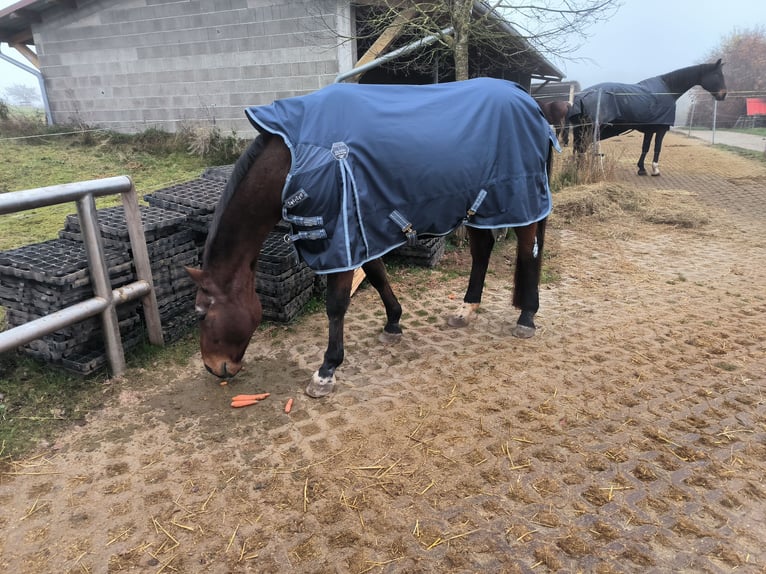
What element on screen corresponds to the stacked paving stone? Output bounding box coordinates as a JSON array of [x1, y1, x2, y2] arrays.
[[143, 176, 224, 242], [0, 238, 141, 374], [59, 205, 199, 346], [257, 232, 316, 322], [144, 169, 320, 323], [386, 236, 447, 268]]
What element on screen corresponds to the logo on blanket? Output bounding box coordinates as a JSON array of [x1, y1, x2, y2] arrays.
[[331, 142, 349, 160]]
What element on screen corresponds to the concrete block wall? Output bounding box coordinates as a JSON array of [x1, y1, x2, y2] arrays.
[[34, 0, 350, 136]]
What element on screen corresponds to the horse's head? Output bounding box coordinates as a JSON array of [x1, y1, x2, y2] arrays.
[[185, 266, 262, 379], [701, 59, 727, 101]]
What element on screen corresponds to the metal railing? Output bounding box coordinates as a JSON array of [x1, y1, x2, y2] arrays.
[[0, 176, 164, 376]]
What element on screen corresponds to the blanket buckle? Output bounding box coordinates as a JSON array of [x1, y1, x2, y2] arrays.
[[389, 210, 419, 246]]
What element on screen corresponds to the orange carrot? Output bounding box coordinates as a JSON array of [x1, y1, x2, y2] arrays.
[[231, 393, 270, 401], [231, 399, 259, 408], [284, 398, 294, 414]]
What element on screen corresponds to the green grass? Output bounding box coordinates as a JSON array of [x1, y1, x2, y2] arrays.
[[0, 117, 239, 462], [714, 144, 766, 164], [0, 135, 211, 251]]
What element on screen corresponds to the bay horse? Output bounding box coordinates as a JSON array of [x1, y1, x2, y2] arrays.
[[568, 60, 727, 175], [186, 78, 557, 398], [538, 100, 571, 146]]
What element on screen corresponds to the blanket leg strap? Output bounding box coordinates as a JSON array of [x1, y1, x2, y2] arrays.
[[389, 210, 419, 246], [463, 189, 488, 225]]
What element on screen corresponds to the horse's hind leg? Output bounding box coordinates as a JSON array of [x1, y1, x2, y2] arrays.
[[361, 258, 403, 343], [448, 227, 494, 327], [306, 270, 354, 398], [512, 220, 546, 338], [637, 131, 653, 175], [651, 127, 668, 176]]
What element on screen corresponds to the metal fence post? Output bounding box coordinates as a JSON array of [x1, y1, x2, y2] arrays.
[[0, 176, 164, 377], [76, 192, 126, 374]]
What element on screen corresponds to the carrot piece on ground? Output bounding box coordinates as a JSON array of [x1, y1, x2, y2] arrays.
[[231, 393, 270, 401], [284, 398, 294, 414], [231, 399, 259, 408]]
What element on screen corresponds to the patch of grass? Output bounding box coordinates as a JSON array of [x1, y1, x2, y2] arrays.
[[714, 144, 766, 165], [0, 132, 212, 251], [0, 354, 109, 460]]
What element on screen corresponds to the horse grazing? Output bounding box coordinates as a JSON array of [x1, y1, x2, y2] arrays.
[[568, 60, 727, 175], [186, 78, 558, 398], [538, 100, 572, 146]]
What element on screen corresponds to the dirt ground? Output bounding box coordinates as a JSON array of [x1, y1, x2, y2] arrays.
[[1, 131, 765, 573]]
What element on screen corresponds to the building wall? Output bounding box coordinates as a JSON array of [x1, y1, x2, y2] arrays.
[[33, 0, 349, 135]]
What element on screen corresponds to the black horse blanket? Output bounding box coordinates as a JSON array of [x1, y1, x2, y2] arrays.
[[569, 76, 677, 126], [246, 78, 558, 273]]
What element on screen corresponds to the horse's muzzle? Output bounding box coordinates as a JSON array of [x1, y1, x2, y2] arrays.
[[715, 90, 727, 101], [204, 360, 242, 379]]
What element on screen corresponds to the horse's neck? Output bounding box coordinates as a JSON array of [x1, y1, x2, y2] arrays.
[[204, 193, 281, 284], [203, 134, 288, 283], [658, 64, 712, 99]]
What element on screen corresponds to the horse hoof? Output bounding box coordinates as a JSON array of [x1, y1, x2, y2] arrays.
[[637, 169, 647, 176], [512, 324, 536, 339], [378, 330, 402, 344], [447, 303, 480, 328], [305, 371, 335, 398], [651, 162, 660, 176]]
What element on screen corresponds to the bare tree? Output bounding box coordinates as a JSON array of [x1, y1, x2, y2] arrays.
[[3, 83, 42, 108], [691, 26, 766, 128], [346, 1, 621, 82]]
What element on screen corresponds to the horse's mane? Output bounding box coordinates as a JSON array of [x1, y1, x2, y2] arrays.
[[655, 62, 719, 95], [203, 135, 267, 267]]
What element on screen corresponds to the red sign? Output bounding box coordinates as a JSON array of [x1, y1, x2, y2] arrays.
[[746, 98, 766, 116]]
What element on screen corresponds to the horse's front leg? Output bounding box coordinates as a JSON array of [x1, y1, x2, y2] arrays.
[[361, 258, 403, 343], [448, 227, 494, 327], [305, 270, 354, 398], [512, 220, 546, 339]]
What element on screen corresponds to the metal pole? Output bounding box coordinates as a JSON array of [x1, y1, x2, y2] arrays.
[[0, 45, 52, 125], [0, 176, 132, 214], [76, 193, 126, 375], [594, 89, 603, 158], [334, 26, 453, 83], [688, 100, 695, 137], [0, 298, 108, 353], [712, 100, 718, 145], [121, 181, 164, 346]]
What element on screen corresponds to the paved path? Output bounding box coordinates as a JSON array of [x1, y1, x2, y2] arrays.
[[672, 127, 766, 152]]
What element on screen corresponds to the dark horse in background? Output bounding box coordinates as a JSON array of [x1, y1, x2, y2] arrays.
[[538, 100, 572, 146], [568, 60, 727, 175], [186, 78, 557, 398]]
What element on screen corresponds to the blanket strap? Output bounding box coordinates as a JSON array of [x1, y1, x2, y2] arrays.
[[285, 229, 328, 242], [389, 210, 419, 247], [282, 189, 324, 227], [463, 189, 488, 224]]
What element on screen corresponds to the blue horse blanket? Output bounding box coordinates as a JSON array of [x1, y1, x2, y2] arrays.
[[569, 76, 677, 126], [246, 78, 558, 273]]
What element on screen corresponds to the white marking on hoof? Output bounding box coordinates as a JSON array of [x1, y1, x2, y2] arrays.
[[512, 324, 536, 339], [651, 162, 660, 176], [447, 302, 480, 328], [378, 330, 402, 344], [305, 371, 335, 398]]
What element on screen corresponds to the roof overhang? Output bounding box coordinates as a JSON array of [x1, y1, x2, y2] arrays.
[[0, 0, 77, 44]]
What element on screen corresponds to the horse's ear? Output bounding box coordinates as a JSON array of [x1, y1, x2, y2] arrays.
[[185, 266, 204, 286], [715, 58, 723, 67]]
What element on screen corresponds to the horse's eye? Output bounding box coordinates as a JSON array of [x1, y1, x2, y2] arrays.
[[195, 305, 207, 321]]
